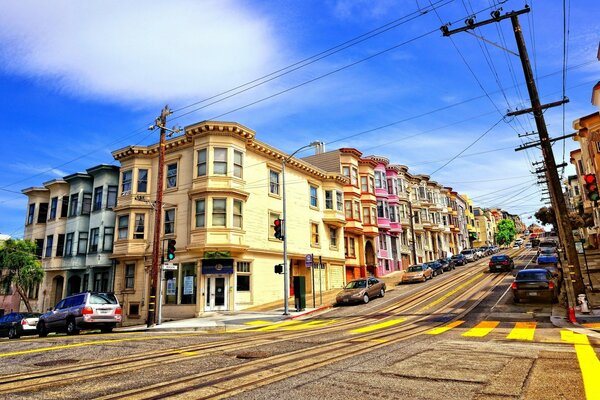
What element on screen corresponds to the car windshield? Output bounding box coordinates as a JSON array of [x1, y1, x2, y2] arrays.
[[461, 250, 473, 254], [451, 255, 461, 259], [540, 249, 556, 255], [408, 265, 423, 272], [89, 293, 118, 305], [516, 271, 548, 281], [491, 256, 507, 261], [345, 280, 366, 289]]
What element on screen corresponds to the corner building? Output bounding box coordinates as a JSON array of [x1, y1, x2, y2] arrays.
[[111, 121, 346, 324]]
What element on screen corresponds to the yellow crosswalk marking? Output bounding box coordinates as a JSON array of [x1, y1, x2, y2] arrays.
[[506, 322, 536, 341], [253, 320, 303, 331], [349, 318, 406, 334], [425, 320, 465, 335], [280, 320, 337, 330], [561, 330, 600, 399], [462, 321, 499, 337], [244, 320, 274, 326], [582, 323, 600, 329]]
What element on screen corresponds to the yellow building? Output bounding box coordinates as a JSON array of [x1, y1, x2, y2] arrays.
[[111, 121, 347, 324], [460, 193, 476, 247]]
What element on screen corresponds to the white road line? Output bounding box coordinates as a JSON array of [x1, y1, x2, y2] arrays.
[[490, 249, 537, 311]]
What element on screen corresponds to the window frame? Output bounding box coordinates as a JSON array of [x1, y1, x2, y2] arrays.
[[269, 170, 280, 195], [49, 197, 58, 220], [213, 147, 228, 176], [103, 227, 114, 252], [309, 185, 318, 208], [45, 235, 54, 258], [233, 199, 243, 228], [125, 264, 135, 289], [233, 149, 243, 178], [77, 232, 88, 255], [164, 208, 175, 235], [166, 163, 178, 189], [65, 233, 74, 256], [195, 199, 206, 228], [197, 148, 207, 177], [212, 198, 227, 227], [121, 170, 132, 194], [133, 214, 145, 239], [89, 228, 99, 253], [118, 215, 129, 240], [137, 169, 148, 193], [93, 187, 103, 211]]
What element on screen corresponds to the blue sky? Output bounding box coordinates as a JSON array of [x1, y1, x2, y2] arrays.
[[0, 0, 599, 238]]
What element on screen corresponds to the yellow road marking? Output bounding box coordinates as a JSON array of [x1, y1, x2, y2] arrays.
[[252, 320, 303, 331], [425, 320, 465, 335], [349, 318, 406, 334], [280, 320, 337, 330], [561, 330, 600, 399], [417, 273, 484, 312], [352, 338, 388, 343], [462, 321, 499, 337], [0, 335, 194, 358], [506, 322, 536, 341], [173, 350, 199, 356], [582, 323, 600, 329], [244, 320, 274, 326]]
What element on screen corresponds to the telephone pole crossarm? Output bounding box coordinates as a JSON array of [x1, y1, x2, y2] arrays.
[[441, 7, 529, 37]]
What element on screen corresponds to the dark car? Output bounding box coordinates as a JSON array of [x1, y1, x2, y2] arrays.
[[511, 269, 559, 303], [488, 254, 514, 272], [424, 261, 444, 277], [451, 254, 467, 266], [0, 312, 41, 339], [438, 258, 456, 272]]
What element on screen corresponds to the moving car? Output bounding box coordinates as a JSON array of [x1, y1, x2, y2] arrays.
[[424, 260, 444, 277], [0, 312, 41, 339], [525, 242, 532, 249], [460, 249, 478, 262], [38, 292, 122, 336], [401, 264, 433, 283], [335, 278, 386, 305], [438, 258, 456, 272], [488, 254, 514, 272], [511, 269, 559, 303], [537, 248, 559, 265], [451, 254, 467, 266]]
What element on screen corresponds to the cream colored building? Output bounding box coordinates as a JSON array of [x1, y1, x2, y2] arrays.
[[111, 121, 347, 324]]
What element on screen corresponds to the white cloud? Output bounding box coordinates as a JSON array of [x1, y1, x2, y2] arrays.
[[0, 1, 283, 105]]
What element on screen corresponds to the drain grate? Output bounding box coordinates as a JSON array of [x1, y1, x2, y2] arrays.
[[34, 359, 79, 367]]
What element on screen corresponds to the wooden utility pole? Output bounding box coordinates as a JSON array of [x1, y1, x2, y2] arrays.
[[442, 8, 585, 302], [147, 105, 171, 327]]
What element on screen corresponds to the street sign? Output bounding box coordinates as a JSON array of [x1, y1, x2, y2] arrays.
[[162, 263, 177, 270], [305, 254, 313, 268]]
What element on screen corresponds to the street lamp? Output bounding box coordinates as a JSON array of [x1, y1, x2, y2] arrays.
[[282, 141, 322, 315]]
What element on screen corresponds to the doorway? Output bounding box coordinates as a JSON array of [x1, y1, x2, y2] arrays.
[[205, 276, 228, 311]]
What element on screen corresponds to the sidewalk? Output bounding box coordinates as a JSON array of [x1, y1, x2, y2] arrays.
[[117, 271, 406, 333], [573, 249, 600, 325]]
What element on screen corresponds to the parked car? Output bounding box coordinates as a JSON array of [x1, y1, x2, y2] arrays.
[[451, 254, 467, 266], [460, 249, 478, 262], [537, 248, 559, 265], [525, 242, 532, 249], [37, 292, 122, 337], [511, 269, 559, 303], [488, 254, 514, 272], [424, 260, 444, 277], [401, 264, 433, 283], [0, 312, 41, 339], [438, 258, 456, 272], [335, 278, 386, 305]]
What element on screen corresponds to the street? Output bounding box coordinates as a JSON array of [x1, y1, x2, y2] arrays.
[[1, 248, 598, 399]]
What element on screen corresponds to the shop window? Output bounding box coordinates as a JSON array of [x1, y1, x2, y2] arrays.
[[236, 261, 251, 292]]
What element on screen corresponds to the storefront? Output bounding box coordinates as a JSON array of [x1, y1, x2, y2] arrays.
[[201, 258, 234, 312]]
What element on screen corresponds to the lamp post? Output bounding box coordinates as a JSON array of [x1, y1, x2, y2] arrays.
[[281, 141, 322, 315], [406, 187, 418, 265]]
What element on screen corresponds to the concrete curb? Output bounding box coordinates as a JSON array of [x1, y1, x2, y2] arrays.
[[286, 304, 333, 320]]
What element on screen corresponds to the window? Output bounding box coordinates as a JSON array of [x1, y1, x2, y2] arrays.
[[93, 187, 103, 211], [137, 169, 148, 193], [134, 214, 145, 239], [330, 227, 338, 247], [93, 271, 109, 292], [81, 193, 92, 215], [125, 264, 135, 289], [309, 185, 318, 208], [61, 196, 69, 218], [45, 235, 53, 258], [311, 222, 319, 246], [233, 200, 243, 228], [236, 261, 251, 292], [103, 227, 114, 251], [195, 199, 205, 228], [77, 232, 88, 255], [363, 207, 372, 224], [345, 237, 356, 257], [212, 198, 226, 227], [181, 263, 196, 305], [344, 200, 352, 219], [166, 163, 178, 188], [49, 197, 58, 220], [164, 209, 175, 235], [369, 177, 375, 193], [351, 167, 358, 186], [342, 166, 350, 179], [89, 228, 99, 253], [379, 235, 387, 250], [353, 201, 361, 221], [118, 215, 129, 240], [361, 176, 368, 192], [213, 148, 228, 175], [336, 191, 344, 211], [325, 191, 333, 209], [56, 234, 65, 257], [107, 186, 117, 208], [233, 150, 243, 178], [65, 233, 74, 256], [387, 179, 396, 195], [377, 201, 385, 218], [375, 171, 384, 189], [197, 149, 207, 177], [390, 205, 398, 223], [34, 239, 44, 258], [69, 193, 78, 217], [36, 203, 48, 224], [269, 170, 280, 195], [122, 170, 132, 193], [27, 204, 35, 225]]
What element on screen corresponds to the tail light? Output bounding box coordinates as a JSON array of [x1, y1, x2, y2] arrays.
[[82, 306, 94, 315], [21, 319, 27, 326], [115, 307, 122, 315], [511, 282, 517, 289], [548, 281, 555, 289], [489, 262, 493, 266]]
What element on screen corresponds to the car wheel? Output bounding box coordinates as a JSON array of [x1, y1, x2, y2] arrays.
[[363, 294, 370, 304], [66, 319, 80, 335], [8, 327, 19, 339], [38, 321, 49, 338], [101, 327, 114, 334], [432, 271, 437, 277], [379, 288, 385, 298]]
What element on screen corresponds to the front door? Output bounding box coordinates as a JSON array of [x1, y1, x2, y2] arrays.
[[205, 276, 227, 311]]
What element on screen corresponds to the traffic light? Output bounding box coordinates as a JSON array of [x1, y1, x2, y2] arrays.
[[167, 239, 176, 260], [584, 174, 599, 201], [274, 264, 283, 274], [273, 218, 283, 240]]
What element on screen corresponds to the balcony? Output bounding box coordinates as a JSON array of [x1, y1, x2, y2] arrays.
[[189, 228, 248, 253], [113, 239, 147, 257], [322, 209, 346, 227]]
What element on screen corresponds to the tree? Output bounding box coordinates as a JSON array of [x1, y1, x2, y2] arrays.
[[534, 206, 557, 230], [495, 219, 516, 246], [0, 239, 44, 312]]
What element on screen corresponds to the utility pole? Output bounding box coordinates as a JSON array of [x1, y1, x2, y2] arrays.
[[147, 105, 171, 327], [407, 188, 418, 265], [442, 7, 585, 303]]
